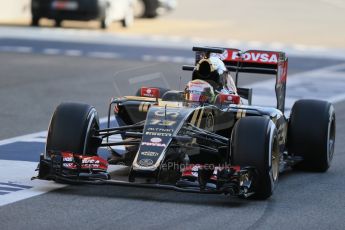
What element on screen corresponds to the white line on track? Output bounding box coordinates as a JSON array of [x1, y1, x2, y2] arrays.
[[1, 26, 345, 60], [0, 160, 66, 207], [43, 48, 61, 55], [0, 46, 32, 53], [64, 49, 82, 57], [141, 55, 194, 64], [128, 72, 163, 84], [88, 51, 120, 59], [14, 46, 33, 53]]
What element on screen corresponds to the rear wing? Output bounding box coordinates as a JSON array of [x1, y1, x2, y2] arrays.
[[184, 47, 288, 113]]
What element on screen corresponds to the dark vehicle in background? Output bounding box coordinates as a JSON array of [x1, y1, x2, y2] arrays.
[[134, 0, 177, 18], [31, 0, 134, 29]]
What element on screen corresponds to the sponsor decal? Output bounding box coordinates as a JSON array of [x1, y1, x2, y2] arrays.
[[151, 137, 162, 143], [149, 119, 176, 126], [145, 127, 174, 137], [63, 163, 74, 168], [147, 127, 173, 132], [218, 94, 240, 104], [154, 111, 179, 118], [191, 165, 200, 177], [227, 51, 278, 64], [211, 50, 229, 60], [138, 158, 154, 167], [141, 142, 166, 147], [82, 159, 100, 164], [141, 87, 160, 98], [145, 131, 172, 137], [141, 151, 159, 157], [63, 157, 73, 162], [60, 153, 108, 170]]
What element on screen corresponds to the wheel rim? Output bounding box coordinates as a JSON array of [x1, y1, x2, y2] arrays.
[[83, 109, 98, 155], [271, 136, 280, 181], [327, 115, 336, 164]]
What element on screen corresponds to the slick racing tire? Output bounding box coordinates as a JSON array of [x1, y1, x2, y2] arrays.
[[231, 116, 280, 199], [288, 99, 336, 172], [46, 102, 100, 158], [31, 15, 40, 26], [54, 19, 62, 28], [141, 0, 159, 18], [135, 87, 170, 98]]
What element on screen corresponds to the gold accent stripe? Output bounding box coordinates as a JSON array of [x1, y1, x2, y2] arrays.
[[236, 109, 243, 119], [241, 109, 246, 118], [236, 109, 247, 119], [190, 109, 200, 125], [139, 102, 144, 112], [142, 103, 150, 112], [196, 108, 205, 128]]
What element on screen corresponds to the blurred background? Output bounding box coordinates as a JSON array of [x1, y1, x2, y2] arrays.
[[1, 0, 344, 47]]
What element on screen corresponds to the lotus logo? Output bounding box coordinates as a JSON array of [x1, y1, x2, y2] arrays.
[[138, 158, 154, 167], [151, 137, 162, 143]]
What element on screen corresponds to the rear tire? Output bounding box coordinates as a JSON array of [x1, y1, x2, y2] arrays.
[[46, 102, 100, 158], [231, 116, 279, 199], [143, 0, 158, 18], [288, 99, 336, 172], [54, 19, 62, 27], [31, 15, 40, 26]]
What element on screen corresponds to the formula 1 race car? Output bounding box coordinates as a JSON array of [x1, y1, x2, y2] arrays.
[[33, 46, 336, 200]]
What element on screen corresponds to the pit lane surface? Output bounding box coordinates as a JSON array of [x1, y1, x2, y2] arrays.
[[0, 36, 345, 229]]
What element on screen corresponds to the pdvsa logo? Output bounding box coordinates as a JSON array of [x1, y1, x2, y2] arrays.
[[229, 51, 278, 63]]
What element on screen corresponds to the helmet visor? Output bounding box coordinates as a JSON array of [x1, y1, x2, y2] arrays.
[[185, 89, 208, 102]]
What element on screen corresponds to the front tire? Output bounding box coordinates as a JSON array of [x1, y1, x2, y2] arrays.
[[46, 102, 100, 158], [231, 116, 279, 199], [288, 99, 336, 172]]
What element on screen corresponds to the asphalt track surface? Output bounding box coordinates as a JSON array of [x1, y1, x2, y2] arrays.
[[0, 37, 345, 229]]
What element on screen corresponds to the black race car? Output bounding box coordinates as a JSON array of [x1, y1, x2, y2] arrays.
[[31, 0, 134, 29], [34, 46, 336, 200]]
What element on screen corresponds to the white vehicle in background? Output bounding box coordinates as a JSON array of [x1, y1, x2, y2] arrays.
[[134, 0, 177, 18], [31, 0, 135, 29]]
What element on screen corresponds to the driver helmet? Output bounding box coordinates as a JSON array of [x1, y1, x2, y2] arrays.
[[184, 79, 215, 103], [195, 55, 237, 94]]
